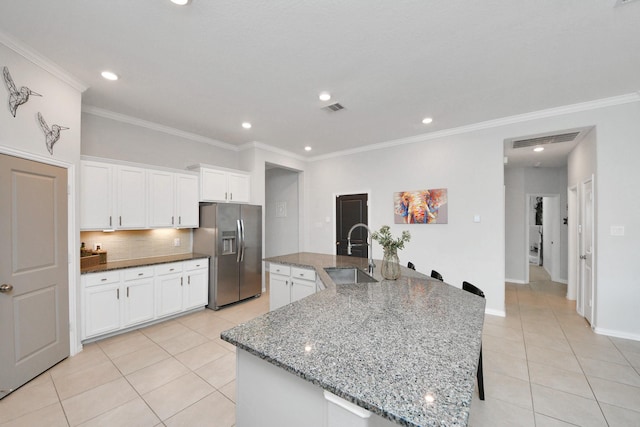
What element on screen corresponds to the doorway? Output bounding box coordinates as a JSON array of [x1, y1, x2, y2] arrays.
[[0, 154, 70, 399], [335, 193, 368, 257], [579, 177, 595, 325], [525, 194, 561, 285], [265, 165, 300, 258]]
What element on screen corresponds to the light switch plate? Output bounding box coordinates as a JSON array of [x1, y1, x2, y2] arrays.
[[473, 215, 481, 223], [610, 226, 625, 236]]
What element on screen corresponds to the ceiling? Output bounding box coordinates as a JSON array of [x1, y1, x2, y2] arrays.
[[1, 1, 639, 160]]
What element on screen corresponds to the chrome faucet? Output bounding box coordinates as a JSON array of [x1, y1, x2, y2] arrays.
[[347, 223, 375, 275]]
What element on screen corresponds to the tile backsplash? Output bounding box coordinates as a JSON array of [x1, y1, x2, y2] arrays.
[[80, 229, 192, 262]]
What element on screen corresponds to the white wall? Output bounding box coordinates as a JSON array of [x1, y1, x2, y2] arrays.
[[0, 40, 83, 352], [505, 169, 526, 280], [496, 99, 640, 339], [265, 167, 300, 257], [305, 132, 506, 315], [81, 112, 240, 170], [505, 167, 568, 283], [584, 104, 640, 339]]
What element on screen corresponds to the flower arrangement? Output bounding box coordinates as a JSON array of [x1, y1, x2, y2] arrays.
[[371, 225, 411, 254], [371, 225, 410, 280]]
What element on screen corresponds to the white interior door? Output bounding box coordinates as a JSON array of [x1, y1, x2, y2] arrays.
[[580, 177, 595, 325], [0, 154, 69, 399]]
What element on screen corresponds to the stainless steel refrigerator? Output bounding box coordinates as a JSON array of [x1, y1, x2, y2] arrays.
[[193, 203, 262, 310]]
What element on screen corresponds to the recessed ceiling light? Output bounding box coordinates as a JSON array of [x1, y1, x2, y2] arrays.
[[171, 0, 191, 5], [422, 117, 433, 124], [304, 146, 312, 152], [242, 122, 252, 129], [101, 71, 118, 81], [533, 146, 544, 152], [319, 92, 331, 102]]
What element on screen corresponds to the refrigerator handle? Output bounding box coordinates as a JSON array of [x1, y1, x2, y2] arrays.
[[240, 219, 246, 262], [236, 219, 242, 263]]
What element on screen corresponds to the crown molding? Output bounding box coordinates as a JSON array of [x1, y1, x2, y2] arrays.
[[81, 91, 640, 163], [240, 141, 307, 161], [0, 30, 88, 92], [308, 92, 640, 162], [82, 105, 238, 151]]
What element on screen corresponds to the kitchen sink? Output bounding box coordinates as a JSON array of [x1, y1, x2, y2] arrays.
[[324, 267, 378, 284]]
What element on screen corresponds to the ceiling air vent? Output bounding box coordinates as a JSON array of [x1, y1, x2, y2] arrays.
[[615, 0, 640, 7], [323, 102, 345, 112], [512, 131, 580, 149]]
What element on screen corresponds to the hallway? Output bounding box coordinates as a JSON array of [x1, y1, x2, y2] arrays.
[[469, 266, 640, 426]]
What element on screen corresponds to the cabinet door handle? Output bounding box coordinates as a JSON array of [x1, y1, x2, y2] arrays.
[[117, 288, 120, 299], [225, 192, 228, 201], [138, 272, 143, 276], [127, 286, 129, 298], [179, 216, 182, 225], [119, 216, 122, 226], [230, 192, 233, 201], [172, 216, 175, 225], [109, 216, 112, 226], [188, 276, 191, 285], [181, 277, 183, 286], [169, 268, 174, 271], [101, 278, 107, 282]]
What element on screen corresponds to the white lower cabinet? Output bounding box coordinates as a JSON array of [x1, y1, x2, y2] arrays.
[[155, 262, 185, 317], [82, 259, 209, 341], [83, 271, 121, 339], [183, 259, 209, 310], [269, 263, 317, 311], [122, 267, 155, 327]]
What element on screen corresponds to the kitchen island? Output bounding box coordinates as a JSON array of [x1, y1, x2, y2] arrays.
[[221, 253, 485, 427]]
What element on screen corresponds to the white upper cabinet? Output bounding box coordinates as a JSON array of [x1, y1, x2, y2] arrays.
[[227, 172, 250, 203], [201, 168, 227, 201], [191, 165, 251, 203], [176, 174, 199, 227], [81, 159, 199, 230], [81, 161, 114, 230], [148, 171, 199, 228], [148, 170, 175, 228], [116, 166, 147, 229]]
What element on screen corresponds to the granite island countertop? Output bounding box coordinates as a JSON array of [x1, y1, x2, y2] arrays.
[[222, 252, 485, 427], [80, 253, 209, 274]]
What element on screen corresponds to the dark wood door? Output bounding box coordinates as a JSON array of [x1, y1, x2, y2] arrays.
[[335, 194, 368, 258]]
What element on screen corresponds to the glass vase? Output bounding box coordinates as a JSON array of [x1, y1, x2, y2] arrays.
[[381, 248, 401, 280]]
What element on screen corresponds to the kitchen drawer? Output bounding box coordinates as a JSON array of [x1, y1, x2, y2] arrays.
[[291, 267, 316, 282], [155, 262, 183, 276], [269, 263, 291, 276], [184, 258, 208, 271], [83, 270, 120, 287], [123, 266, 154, 281]]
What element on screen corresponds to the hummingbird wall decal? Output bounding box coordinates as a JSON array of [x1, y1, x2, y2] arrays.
[[37, 112, 69, 155], [3, 66, 42, 117]]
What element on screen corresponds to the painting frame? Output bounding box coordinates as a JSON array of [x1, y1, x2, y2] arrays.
[[394, 188, 448, 224]]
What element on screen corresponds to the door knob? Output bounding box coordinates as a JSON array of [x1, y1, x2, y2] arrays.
[[0, 284, 14, 293], [579, 255, 587, 260]]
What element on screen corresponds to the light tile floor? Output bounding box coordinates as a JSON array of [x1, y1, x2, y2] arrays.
[[2, 267, 640, 426], [469, 266, 640, 427]]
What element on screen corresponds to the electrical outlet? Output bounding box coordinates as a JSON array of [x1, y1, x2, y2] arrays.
[[94, 242, 102, 251], [173, 238, 181, 247]]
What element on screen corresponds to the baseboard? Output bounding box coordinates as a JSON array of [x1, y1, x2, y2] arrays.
[[552, 277, 568, 284], [485, 308, 506, 318], [593, 327, 640, 342], [505, 278, 526, 284]]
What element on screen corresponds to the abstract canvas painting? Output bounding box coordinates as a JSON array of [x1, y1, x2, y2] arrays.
[[394, 189, 448, 224]]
